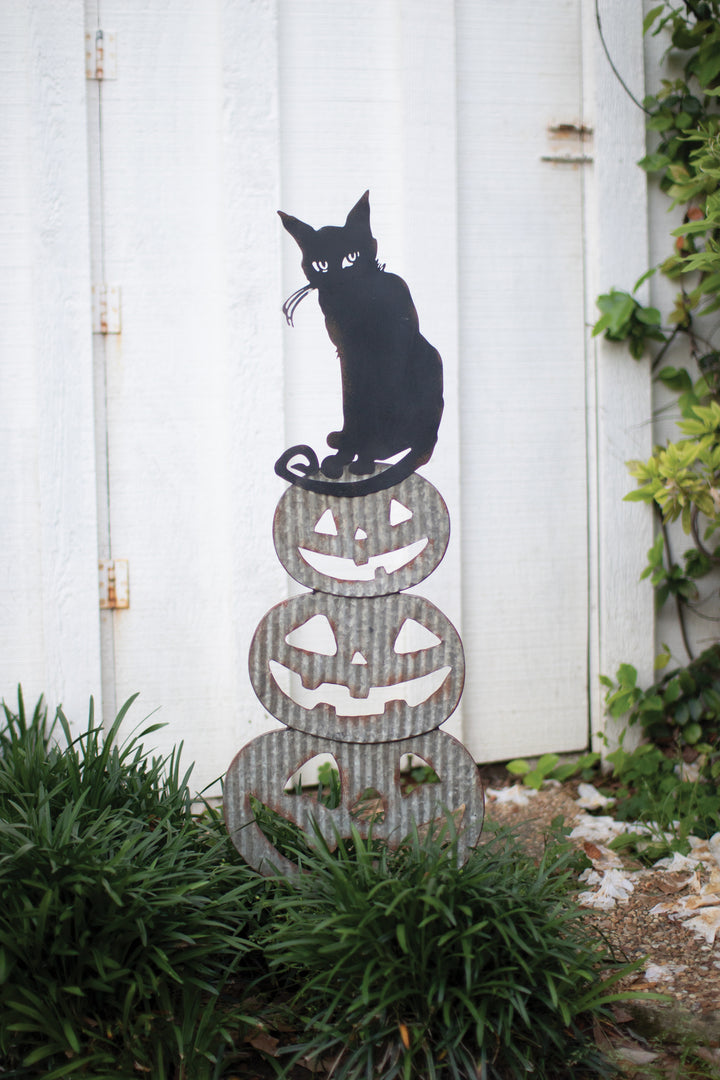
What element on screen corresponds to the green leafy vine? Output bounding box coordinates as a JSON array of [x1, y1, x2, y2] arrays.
[[596, 3, 720, 773]]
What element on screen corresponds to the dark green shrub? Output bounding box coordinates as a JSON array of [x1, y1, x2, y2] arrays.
[[0, 690, 264, 1079], [258, 821, 637, 1080]]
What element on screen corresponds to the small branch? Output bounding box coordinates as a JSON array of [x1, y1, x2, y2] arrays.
[[651, 325, 682, 371], [595, 0, 652, 115], [683, 604, 720, 622], [690, 505, 720, 563], [660, 513, 696, 661]]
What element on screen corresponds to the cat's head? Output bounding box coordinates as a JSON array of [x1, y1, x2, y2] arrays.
[[278, 191, 379, 287]]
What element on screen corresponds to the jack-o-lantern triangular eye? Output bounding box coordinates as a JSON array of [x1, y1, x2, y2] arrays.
[[314, 509, 338, 535], [393, 618, 442, 654], [284, 614, 338, 655], [389, 499, 413, 526]]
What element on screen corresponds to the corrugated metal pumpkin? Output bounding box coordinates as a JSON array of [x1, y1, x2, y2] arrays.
[[272, 471, 449, 597], [248, 591, 464, 742], [224, 728, 485, 875]]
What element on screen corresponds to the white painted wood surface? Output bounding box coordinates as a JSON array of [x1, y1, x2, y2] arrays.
[[1, 0, 655, 792], [1, 1, 102, 729], [82, 0, 287, 789], [583, 0, 655, 750], [456, 0, 591, 761]]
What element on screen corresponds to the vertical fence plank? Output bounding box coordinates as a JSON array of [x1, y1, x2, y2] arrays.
[[582, 0, 654, 750], [0, 1, 102, 725], [457, 0, 591, 761]]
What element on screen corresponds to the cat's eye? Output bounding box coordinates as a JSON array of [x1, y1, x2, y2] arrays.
[[311, 260, 329, 273], [342, 251, 360, 269]]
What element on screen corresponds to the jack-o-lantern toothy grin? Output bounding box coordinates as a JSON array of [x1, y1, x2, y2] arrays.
[[273, 471, 449, 597], [297, 535, 428, 582], [248, 591, 464, 743], [268, 658, 452, 715]]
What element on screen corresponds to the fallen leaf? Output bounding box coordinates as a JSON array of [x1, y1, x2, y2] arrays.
[[575, 783, 615, 810], [577, 868, 636, 910], [688, 833, 720, 869], [684, 907, 720, 946], [581, 841, 624, 869], [651, 892, 720, 916], [592, 1016, 615, 1053], [615, 1046, 661, 1065], [398, 1022, 410, 1049], [246, 1031, 280, 1057], [652, 873, 695, 894], [570, 814, 628, 844], [652, 851, 702, 872], [485, 785, 538, 806]]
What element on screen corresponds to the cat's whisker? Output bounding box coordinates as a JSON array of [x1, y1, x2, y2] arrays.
[[282, 283, 314, 326]]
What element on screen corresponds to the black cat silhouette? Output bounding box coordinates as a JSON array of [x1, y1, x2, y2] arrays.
[[274, 191, 443, 496]]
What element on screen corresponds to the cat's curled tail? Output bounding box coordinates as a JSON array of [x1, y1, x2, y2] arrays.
[[274, 445, 433, 497]]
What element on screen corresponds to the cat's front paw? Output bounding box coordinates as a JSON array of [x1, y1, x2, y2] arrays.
[[349, 458, 376, 476], [320, 452, 349, 479]]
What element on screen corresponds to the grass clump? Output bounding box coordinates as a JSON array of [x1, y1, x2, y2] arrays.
[[258, 819, 635, 1080], [0, 689, 651, 1079], [0, 690, 264, 1079]]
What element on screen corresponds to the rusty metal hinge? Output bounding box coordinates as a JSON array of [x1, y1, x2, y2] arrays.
[[548, 123, 593, 139], [543, 121, 594, 165], [92, 285, 121, 334], [99, 559, 129, 609], [540, 154, 594, 164], [85, 29, 117, 80]]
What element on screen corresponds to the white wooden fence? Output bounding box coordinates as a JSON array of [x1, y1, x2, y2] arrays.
[[1, 0, 656, 793]]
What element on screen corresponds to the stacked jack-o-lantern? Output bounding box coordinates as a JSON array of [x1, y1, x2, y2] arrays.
[[224, 470, 484, 874]]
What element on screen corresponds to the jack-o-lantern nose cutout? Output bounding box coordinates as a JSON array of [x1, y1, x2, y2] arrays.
[[249, 591, 464, 743], [273, 472, 449, 597]]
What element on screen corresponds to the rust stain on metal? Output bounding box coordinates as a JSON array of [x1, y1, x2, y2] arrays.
[[98, 558, 129, 610], [548, 122, 593, 139]]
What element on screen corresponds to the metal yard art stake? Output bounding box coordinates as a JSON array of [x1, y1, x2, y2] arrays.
[[224, 193, 484, 874]]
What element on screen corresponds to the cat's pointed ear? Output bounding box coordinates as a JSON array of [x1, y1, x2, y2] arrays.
[[278, 211, 315, 249], [345, 191, 371, 230]]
